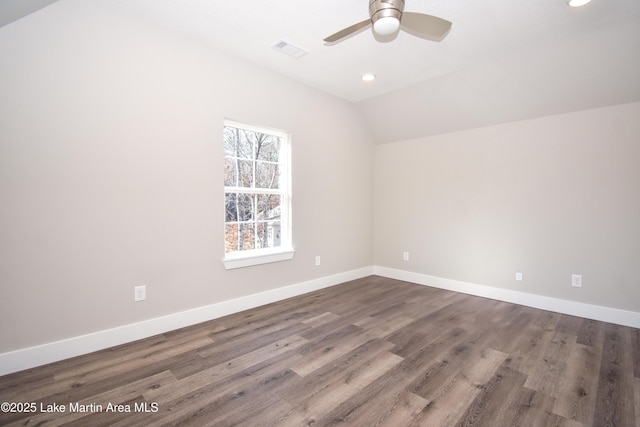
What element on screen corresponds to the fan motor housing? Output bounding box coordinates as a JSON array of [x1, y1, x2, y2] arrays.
[[369, 0, 404, 24]]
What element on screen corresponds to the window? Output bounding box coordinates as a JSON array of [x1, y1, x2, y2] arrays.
[[223, 120, 293, 269]]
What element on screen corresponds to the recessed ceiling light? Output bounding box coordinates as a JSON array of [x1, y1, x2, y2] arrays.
[[568, 0, 591, 7], [362, 73, 376, 82]]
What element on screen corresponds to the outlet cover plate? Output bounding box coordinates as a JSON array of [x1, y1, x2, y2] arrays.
[[134, 285, 146, 302], [571, 274, 582, 287]]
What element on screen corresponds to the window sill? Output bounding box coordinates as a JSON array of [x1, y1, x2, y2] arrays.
[[222, 249, 295, 270]]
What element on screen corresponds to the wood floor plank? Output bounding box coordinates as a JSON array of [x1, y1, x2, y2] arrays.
[[119, 357, 301, 427], [143, 334, 308, 403], [552, 342, 602, 425], [277, 338, 396, 406], [635, 377, 640, 427], [409, 372, 482, 426], [320, 388, 429, 427], [1, 275, 638, 427], [173, 322, 310, 380], [632, 326, 640, 378], [277, 350, 403, 426], [301, 311, 342, 328], [300, 343, 437, 425], [555, 314, 585, 337], [53, 329, 215, 381], [291, 323, 366, 376], [412, 335, 500, 389], [593, 323, 637, 426], [2, 370, 176, 427], [352, 313, 416, 339], [385, 300, 474, 357], [413, 348, 508, 426], [500, 388, 580, 427], [0, 330, 208, 402], [170, 372, 292, 427], [483, 304, 541, 356], [1, 349, 203, 423], [291, 326, 477, 425], [523, 331, 576, 394], [576, 318, 606, 348], [455, 362, 529, 426]]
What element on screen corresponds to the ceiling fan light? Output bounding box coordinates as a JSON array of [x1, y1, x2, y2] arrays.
[[373, 16, 400, 35], [568, 0, 591, 7]]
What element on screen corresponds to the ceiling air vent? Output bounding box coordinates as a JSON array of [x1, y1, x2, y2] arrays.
[[271, 40, 308, 59]]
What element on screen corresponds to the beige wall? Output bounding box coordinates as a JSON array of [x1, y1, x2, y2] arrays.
[[0, 1, 374, 353], [374, 102, 640, 312]]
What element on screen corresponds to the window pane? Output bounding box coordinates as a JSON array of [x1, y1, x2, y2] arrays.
[[225, 193, 254, 221], [236, 193, 254, 221], [256, 135, 280, 162], [240, 223, 255, 250], [269, 221, 282, 248], [255, 222, 268, 249], [237, 129, 253, 159], [256, 194, 281, 220], [223, 126, 238, 158], [238, 160, 253, 187], [224, 158, 237, 186], [225, 193, 237, 221], [255, 162, 279, 189], [254, 221, 281, 249], [225, 223, 238, 253], [226, 223, 265, 253]]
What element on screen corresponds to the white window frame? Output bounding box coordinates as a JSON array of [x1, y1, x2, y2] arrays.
[[222, 119, 293, 270]]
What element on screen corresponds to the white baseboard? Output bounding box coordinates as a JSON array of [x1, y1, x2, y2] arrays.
[[374, 266, 640, 329], [3, 266, 637, 376], [0, 267, 374, 376]]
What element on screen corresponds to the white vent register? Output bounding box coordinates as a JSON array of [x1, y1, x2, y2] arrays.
[[271, 40, 308, 59]]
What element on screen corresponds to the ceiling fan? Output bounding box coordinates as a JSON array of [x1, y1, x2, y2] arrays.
[[324, 0, 452, 43]]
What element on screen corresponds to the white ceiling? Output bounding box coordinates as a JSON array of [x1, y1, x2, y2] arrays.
[[0, 0, 58, 28], [4, 0, 640, 142]]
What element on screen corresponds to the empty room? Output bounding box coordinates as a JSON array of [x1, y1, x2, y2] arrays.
[[1, 0, 639, 425]]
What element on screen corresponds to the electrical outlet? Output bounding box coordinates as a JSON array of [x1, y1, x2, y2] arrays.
[[315, 256, 321, 266], [403, 252, 409, 261], [515, 272, 523, 281], [134, 285, 146, 302], [571, 274, 582, 288]]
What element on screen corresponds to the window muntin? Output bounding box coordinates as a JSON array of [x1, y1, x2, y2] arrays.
[[223, 120, 292, 267]]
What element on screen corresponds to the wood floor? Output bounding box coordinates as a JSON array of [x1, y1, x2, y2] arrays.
[[1, 276, 639, 426]]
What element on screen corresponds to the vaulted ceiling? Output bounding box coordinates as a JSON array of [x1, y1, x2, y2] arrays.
[[0, 0, 58, 28], [4, 0, 640, 143]]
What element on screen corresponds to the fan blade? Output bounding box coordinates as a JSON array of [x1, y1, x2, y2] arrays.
[[324, 19, 371, 43], [401, 12, 451, 38]]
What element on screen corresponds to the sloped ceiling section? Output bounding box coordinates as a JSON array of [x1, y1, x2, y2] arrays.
[[0, 0, 58, 28], [357, 18, 640, 143]]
